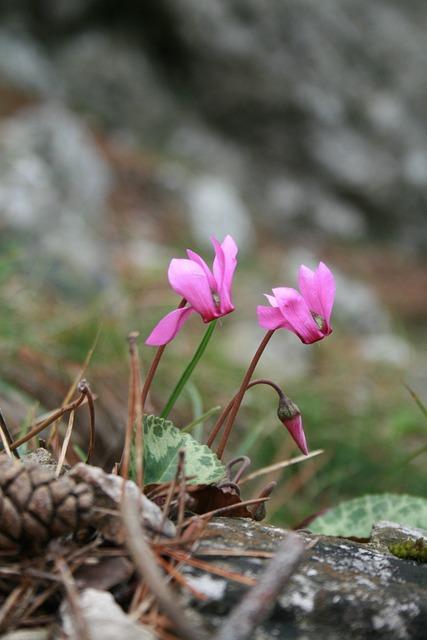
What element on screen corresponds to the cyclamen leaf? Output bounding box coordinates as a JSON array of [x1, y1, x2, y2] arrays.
[[309, 493, 427, 538], [142, 415, 226, 485]]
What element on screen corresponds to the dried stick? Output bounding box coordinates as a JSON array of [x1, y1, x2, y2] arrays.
[[0, 409, 18, 459], [121, 489, 207, 640], [56, 558, 90, 640], [80, 381, 96, 464], [8, 392, 86, 453], [213, 532, 306, 640], [55, 410, 75, 477], [130, 334, 144, 489], [120, 333, 139, 480], [48, 326, 101, 449]]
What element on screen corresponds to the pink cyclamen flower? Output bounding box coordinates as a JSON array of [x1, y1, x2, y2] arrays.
[[146, 235, 238, 346], [257, 262, 335, 344], [277, 395, 308, 455], [280, 414, 308, 456]]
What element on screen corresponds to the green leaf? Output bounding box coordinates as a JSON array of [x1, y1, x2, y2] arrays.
[[142, 415, 226, 485], [309, 493, 427, 537]]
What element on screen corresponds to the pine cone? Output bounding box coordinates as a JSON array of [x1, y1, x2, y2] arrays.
[[0, 458, 94, 549]]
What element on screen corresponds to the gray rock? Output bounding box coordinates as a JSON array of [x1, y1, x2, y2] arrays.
[[57, 31, 178, 143], [61, 588, 155, 640], [359, 333, 412, 366], [184, 517, 427, 639], [0, 102, 112, 279], [147, 0, 427, 250], [0, 29, 59, 96], [185, 175, 255, 251]]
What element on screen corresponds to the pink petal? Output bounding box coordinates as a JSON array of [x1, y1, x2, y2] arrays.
[[186, 249, 217, 292], [281, 414, 308, 455], [265, 293, 279, 307], [212, 235, 238, 314], [257, 305, 287, 330], [145, 307, 195, 346], [273, 287, 324, 344], [168, 259, 217, 321], [298, 262, 335, 328]]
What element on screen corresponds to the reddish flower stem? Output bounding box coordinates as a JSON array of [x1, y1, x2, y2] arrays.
[[140, 298, 187, 412], [207, 376, 284, 448], [215, 330, 275, 459]]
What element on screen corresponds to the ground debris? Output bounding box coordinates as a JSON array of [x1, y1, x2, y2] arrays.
[[61, 588, 155, 640]]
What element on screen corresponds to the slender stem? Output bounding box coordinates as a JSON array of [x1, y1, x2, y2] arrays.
[[160, 320, 217, 419], [216, 331, 274, 459], [141, 298, 187, 411], [207, 376, 284, 448]]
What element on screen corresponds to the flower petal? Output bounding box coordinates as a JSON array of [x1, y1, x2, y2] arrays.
[[281, 414, 308, 455], [186, 249, 217, 292], [298, 262, 335, 329], [145, 307, 195, 346], [168, 259, 217, 321], [257, 305, 287, 330], [273, 287, 324, 344], [212, 235, 238, 314], [264, 293, 279, 307]]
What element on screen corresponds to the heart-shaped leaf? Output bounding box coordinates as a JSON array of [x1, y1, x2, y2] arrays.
[[141, 415, 226, 485], [309, 493, 427, 537]]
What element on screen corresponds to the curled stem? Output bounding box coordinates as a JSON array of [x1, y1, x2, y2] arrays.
[[207, 376, 285, 448]]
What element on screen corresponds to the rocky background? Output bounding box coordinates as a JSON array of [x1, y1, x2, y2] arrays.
[[0, 1, 426, 526]]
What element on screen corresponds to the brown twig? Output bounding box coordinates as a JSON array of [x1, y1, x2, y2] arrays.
[[157, 556, 209, 601], [0, 409, 19, 459], [166, 550, 257, 587], [130, 333, 144, 489], [212, 532, 306, 640], [184, 496, 270, 523], [119, 333, 140, 480], [176, 449, 187, 534], [48, 326, 101, 450], [56, 558, 90, 640], [55, 410, 75, 477], [8, 392, 86, 453], [79, 380, 96, 464], [121, 488, 207, 640]]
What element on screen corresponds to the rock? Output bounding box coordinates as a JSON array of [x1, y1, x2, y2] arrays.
[[0, 631, 49, 640], [266, 178, 367, 240], [371, 520, 427, 555], [4, 3, 427, 248], [0, 102, 112, 281], [359, 333, 412, 366], [183, 517, 427, 639], [61, 588, 155, 640], [57, 31, 178, 143], [185, 175, 255, 251], [0, 29, 58, 97]]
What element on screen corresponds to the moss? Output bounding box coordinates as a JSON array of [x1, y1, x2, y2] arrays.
[[388, 538, 427, 562]]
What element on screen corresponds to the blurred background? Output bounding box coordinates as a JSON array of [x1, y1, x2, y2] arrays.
[[0, 0, 426, 525]]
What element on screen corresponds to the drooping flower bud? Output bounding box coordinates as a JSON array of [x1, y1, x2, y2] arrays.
[[277, 394, 308, 455]]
